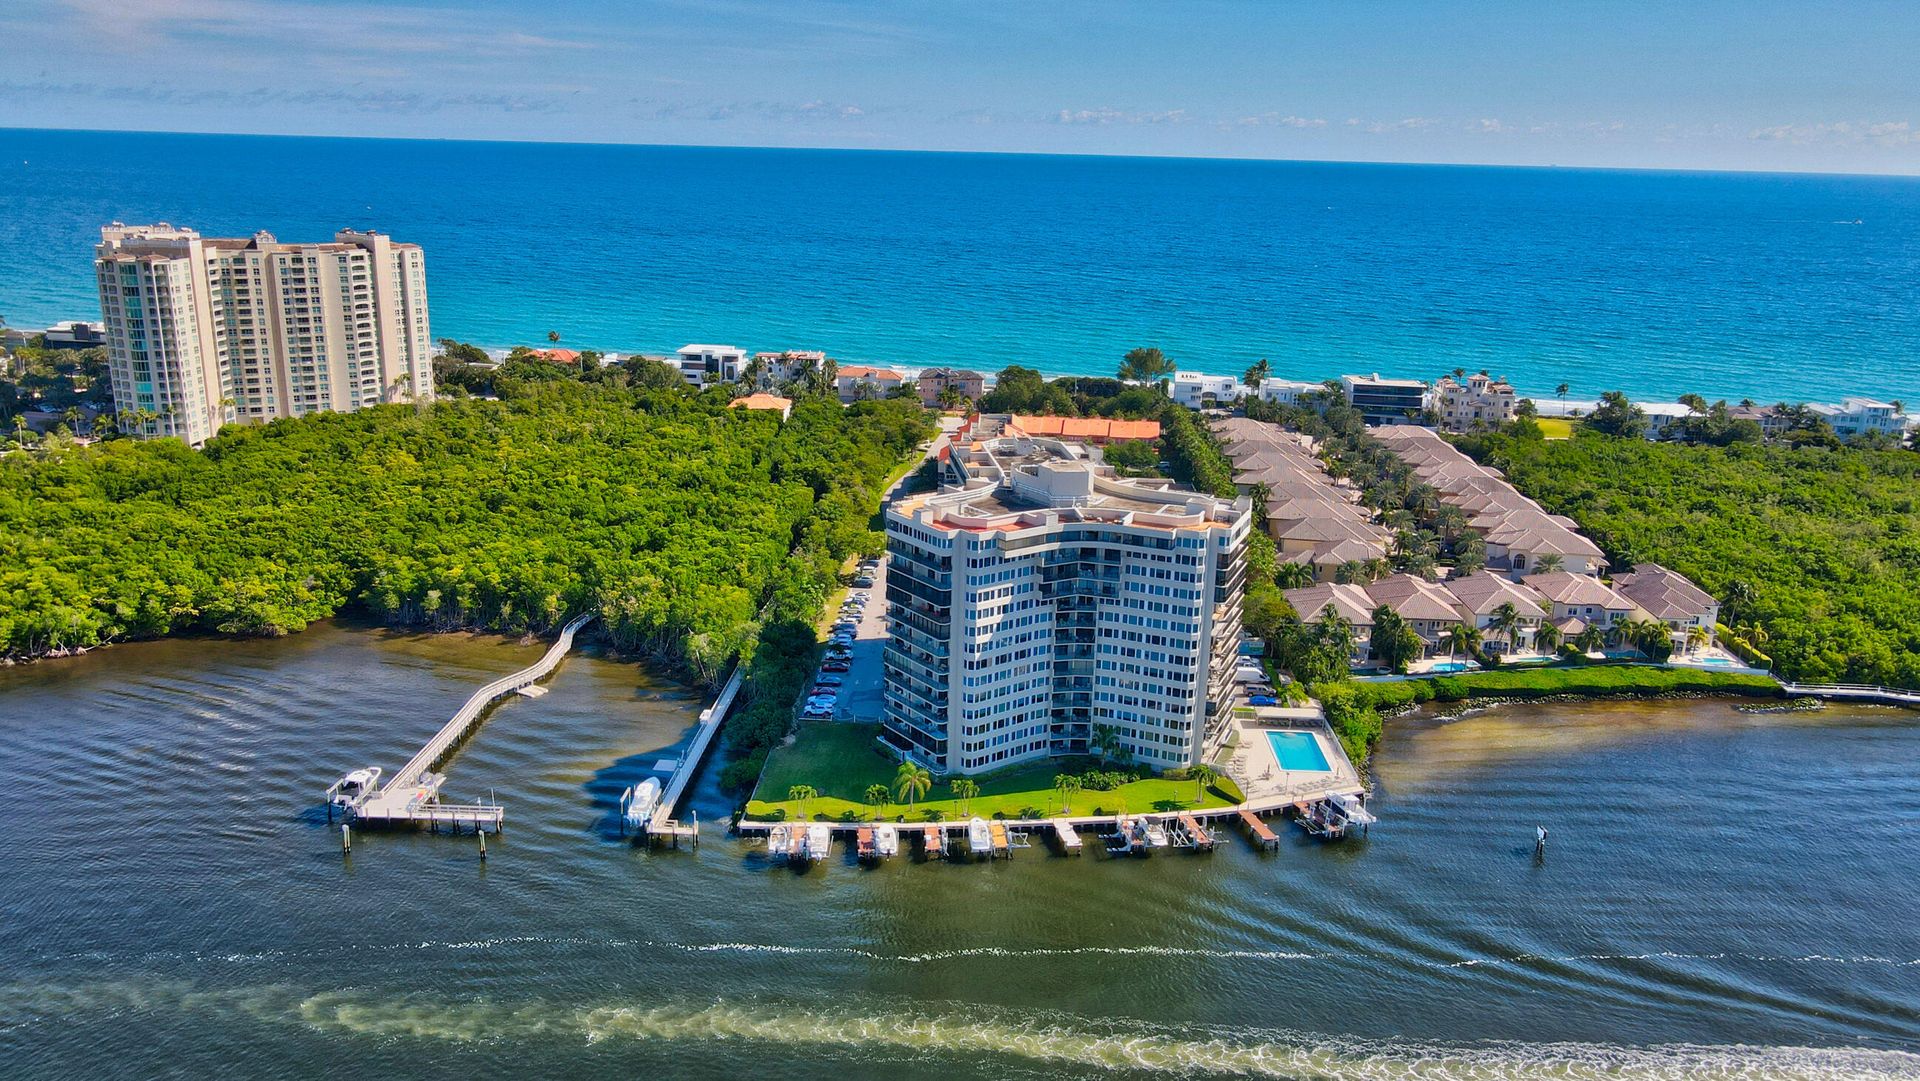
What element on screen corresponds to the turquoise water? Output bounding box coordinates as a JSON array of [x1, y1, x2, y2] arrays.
[[1266, 730, 1333, 772], [5, 128, 1920, 403], [1429, 662, 1473, 674]]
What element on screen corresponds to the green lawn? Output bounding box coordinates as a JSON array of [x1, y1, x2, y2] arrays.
[[1536, 416, 1575, 439], [745, 722, 1245, 821]]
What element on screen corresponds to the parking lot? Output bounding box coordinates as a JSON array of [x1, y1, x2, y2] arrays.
[[797, 557, 888, 724]]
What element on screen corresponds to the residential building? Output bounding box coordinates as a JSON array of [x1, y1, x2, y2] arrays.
[[917, 367, 985, 407], [836, 364, 906, 402], [1281, 582, 1375, 666], [1522, 572, 1637, 634], [883, 436, 1251, 775], [1443, 572, 1550, 654], [1341, 373, 1428, 426], [1727, 403, 1790, 439], [94, 222, 432, 446], [1809, 397, 1907, 440], [749, 350, 824, 389], [1213, 417, 1390, 579], [728, 392, 793, 420], [1366, 574, 1463, 656], [1253, 379, 1320, 406], [43, 320, 106, 350], [1170, 371, 1245, 410], [1432, 372, 1517, 432], [1612, 564, 1720, 650], [674, 344, 747, 386]]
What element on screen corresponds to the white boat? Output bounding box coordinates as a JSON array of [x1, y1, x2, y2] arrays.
[[966, 817, 991, 857], [326, 767, 381, 810], [805, 822, 832, 862], [874, 823, 899, 858], [619, 778, 662, 832], [767, 824, 792, 859], [1144, 820, 1171, 848]]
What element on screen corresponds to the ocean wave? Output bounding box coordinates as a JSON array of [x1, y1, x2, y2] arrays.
[[0, 980, 1912, 1080]]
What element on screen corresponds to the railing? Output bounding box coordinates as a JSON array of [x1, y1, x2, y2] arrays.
[[385, 611, 595, 794], [1781, 682, 1920, 700]]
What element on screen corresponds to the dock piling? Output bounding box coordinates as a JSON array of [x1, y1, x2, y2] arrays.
[[341, 822, 351, 854]]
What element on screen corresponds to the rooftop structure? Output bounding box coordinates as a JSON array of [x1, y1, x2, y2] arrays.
[[729, 392, 794, 419], [1612, 563, 1720, 634], [1211, 417, 1390, 577], [1005, 414, 1161, 444], [884, 436, 1251, 776]]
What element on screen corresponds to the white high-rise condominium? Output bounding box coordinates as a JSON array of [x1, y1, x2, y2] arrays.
[[94, 223, 433, 445], [883, 436, 1251, 776]]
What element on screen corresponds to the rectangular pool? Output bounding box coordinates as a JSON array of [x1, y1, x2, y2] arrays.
[[1266, 730, 1332, 772]]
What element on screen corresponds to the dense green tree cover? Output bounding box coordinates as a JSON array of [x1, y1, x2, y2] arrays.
[[0, 382, 931, 686], [1158, 403, 1237, 498], [1455, 430, 1920, 687], [1099, 438, 1161, 477]]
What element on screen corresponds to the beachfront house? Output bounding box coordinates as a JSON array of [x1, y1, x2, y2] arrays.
[[836, 364, 906, 402], [1809, 398, 1907, 441], [1611, 564, 1720, 653], [917, 367, 985, 408], [1340, 373, 1428, 426], [675, 344, 747, 387], [1253, 379, 1320, 406], [1171, 371, 1246, 409], [1432, 372, 1517, 432], [729, 392, 794, 420]]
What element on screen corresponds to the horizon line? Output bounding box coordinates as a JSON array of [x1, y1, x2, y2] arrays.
[[7, 124, 1920, 182]]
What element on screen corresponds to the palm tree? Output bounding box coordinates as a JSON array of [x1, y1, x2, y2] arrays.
[[1533, 620, 1562, 657], [1555, 382, 1570, 403], [1685, 625, 1711, 656], [1054, 774, 1082, 814], [1243, 358, 1270, 392], [1189, 763, 1220, 804], [547, 330, 562, 344], [1091, 723, 1122, 765], [949, 777, 979, 815], [787, 784, 817, 819], [1575, 623, 1607, 654], [1441, 622, 1481, 661], [863, 783, 890, 819], [1534, 553, 1564, 574], [1490, 602, 1523, 653], [1274, 561, 1313, 590], [894, 762, 932, 807]]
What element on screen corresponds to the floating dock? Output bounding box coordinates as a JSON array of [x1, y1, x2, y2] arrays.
[[332, 612, 595, 833], [1052, 819, 1082, 854]]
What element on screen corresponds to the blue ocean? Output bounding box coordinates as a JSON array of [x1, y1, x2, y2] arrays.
[[3, 127, 1918, 403]]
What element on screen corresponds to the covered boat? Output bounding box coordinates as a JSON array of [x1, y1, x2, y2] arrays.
[[619, 777, 662, 832]]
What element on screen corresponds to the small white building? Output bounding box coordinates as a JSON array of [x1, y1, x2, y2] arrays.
[[1809, 397, 1907, 440], [675, 344, 747, 387], [1254, 379, 1320, 406], [1171, 371, 1247, 409]]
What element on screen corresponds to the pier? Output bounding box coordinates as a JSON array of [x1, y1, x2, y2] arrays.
[[642, 664, 745, 845], [333, 611, 596, 831], [1780, 682, 1920, 707]]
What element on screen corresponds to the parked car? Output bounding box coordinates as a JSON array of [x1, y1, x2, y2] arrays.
[[815, 672, 845, 687], [821, 661, 851, 674], [852, 576, 874, 588], [1248, 693, 1279, 707]]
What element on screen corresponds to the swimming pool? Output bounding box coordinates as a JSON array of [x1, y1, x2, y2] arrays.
[[1694, 656, 1736, 666], [1266, 730, 1332, 772], [1428, 661, 1472, 673]]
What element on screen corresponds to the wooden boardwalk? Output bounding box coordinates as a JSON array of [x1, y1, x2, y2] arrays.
[[348, 612, 596, 830]]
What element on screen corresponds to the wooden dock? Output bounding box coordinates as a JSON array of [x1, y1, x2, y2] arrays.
[[1780, 681, 1920, 707], [644, 663, 745, 845], [1238, 809, 1280, 850], [344, 612, 595, 831]]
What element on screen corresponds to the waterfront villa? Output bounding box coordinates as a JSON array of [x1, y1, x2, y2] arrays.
[[1281, 582, 1375, 666], [1523, 571, 1637, 633], [1612, 564, 1721, 652], [1365, 573, 1465, 655], [882, 435, 1251, 776], [917, 367, 986, 407], [836, 364, 905, 402], [1341, 373, 1428, 425], [1432, 372, 1517, 432], [675, 344, 748, 386], [1443, 572, 1551, 654], [1212, 417, 1390, 577]]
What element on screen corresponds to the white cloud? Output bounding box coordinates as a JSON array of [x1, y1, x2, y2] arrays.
[[1346, 116, 1439, 134], [1054, 106, 1187, 126], [59, 0, 592, 59], [1751, 120, 1919, 147], [1235, 113, 1326, 129]]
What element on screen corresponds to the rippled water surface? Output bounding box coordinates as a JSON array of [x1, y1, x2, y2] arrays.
[[1, 625, 1916, 1079]]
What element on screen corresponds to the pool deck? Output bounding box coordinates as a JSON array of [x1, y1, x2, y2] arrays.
[[1224, 717, 1366, 810]]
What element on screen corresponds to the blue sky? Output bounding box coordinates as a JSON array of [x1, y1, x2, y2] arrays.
[[4, 0, 1919, 173]]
